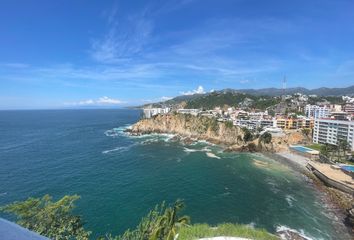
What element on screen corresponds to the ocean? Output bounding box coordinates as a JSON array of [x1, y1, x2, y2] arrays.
[[0, 109, 346, 239]]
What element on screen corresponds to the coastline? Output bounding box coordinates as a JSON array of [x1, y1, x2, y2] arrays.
[[261, 151, 353, 238], [127, 122, 353, 238]]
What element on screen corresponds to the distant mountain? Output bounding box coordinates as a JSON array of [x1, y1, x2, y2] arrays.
[[141, 85, 353, 108], [218, 85, 354, 96]]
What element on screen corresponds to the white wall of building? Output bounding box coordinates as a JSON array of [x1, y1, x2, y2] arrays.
[[313, 119, 354, 151], [305, 105, 330, 119]]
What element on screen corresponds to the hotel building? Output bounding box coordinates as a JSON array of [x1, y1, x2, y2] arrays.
[[305, 105, 330, 119], [143, 107, 171, 118], [313, 119, 354, 151]]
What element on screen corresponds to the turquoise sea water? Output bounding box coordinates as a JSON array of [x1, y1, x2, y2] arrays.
[[0, 109, 347, 239]]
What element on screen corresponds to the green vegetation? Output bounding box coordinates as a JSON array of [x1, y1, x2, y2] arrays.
[[307, 96, 344, 105], [251, 97, 280, 110], [258, 132, 272, 151], [317, 141, 351, 163], [185, 92, 280, 110], [177, 223, 278, 240], [108, 199, 189, 240], [0, 194, 91, 240], [224, 120, 233, 129], [260, 132, 272, 144], [1, 195, 279, 240], [209, 118, 219, 133], [241, 127, 253, 143], [306, 143, 323, 151], [180, 113, 219, 133], [301, 128, 311, 138], [247, 142, 257, 152]]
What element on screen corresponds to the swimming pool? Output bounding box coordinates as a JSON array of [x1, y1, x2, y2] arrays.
[[290, 146, 315, 153], [341, 165, 354, 173]]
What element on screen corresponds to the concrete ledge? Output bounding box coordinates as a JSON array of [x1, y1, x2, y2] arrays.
[[307, 162, 354, 195]]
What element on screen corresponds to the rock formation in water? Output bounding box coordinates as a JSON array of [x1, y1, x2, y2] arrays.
[[129, 113, 309, 152], [130, 113, 243, 146]]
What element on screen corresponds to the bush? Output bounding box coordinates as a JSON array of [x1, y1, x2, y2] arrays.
[[209, 119, 219, 132], [248, 143, 257, 152], [0, 195, 91, 240], [109, 200, 189, 240], [243, 130, 253, 142], [224, 121, 234, 129], [178, 223, 278, 240]]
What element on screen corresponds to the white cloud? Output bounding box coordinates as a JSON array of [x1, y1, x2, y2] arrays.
[[78, 99, 94, 105], [180, 86, 205, 95], [91, 6, 153, 63], [68, 96, 125, 106], [160, 96, 173, 101], [239, 79, 250, 84], [97, 96, 123, 104], [139, 96, 173, 103], [0, 62, 29, 68]]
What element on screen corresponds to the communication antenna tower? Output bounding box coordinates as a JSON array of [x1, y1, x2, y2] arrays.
[[282, 76, 287, 95]]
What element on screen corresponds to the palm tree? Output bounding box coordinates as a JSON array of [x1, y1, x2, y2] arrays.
[[320, 143, 330, 157], [150, 200, 189, 240], [338, 140, 350, 162], [301, 128, 311, 139]]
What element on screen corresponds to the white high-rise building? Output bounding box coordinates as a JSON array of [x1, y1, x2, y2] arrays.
[[143, 107, 171, 118], [313, 119, 354, 151], [305, 105, 330, 119]]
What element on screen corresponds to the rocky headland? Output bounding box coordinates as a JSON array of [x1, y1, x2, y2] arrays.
[[129, 113, 244, 146], [128, 113, 310, 153]]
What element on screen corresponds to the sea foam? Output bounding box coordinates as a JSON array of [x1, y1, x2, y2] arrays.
[[276, 225, 315, 240]]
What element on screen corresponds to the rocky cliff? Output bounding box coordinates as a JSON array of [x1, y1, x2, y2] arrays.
[[130, 113, 310, 152], [130, 113, 243, 146]]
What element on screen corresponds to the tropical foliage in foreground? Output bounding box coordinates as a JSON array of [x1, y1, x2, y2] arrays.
[[178, 223, 278, 240], [107, 199, 190, 240], [1, 195, 277, 240], [0, 194, 90, 240]]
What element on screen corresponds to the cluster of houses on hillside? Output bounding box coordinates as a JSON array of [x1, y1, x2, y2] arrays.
[[143, 95, 354, 151]]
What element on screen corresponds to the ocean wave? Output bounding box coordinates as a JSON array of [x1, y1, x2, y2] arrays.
[[131, 133, 176, 141], [196, 139, 215, 146], [183, 146, 213, 154], [285, 194, 297, 207], [202, 147, 212, 152], [137, 134, 177, 145], [102, 144, 136, 154], [276, 225, 315, 240], [183, 147, 199, 153], [265, 178, 280, 194], [104, 124, 133, 138], [141, 138, 160, 144], [246, 222, 256, 229], [104, 129, 120, 138], [206, 152, 221, 159]]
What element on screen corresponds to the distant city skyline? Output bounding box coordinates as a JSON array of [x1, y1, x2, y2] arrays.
[[1, 0, 354, 109]]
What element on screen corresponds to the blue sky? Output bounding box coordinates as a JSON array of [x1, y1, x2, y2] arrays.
[[0, 0, 354, 109]]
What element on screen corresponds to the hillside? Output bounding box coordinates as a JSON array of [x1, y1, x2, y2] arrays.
[[185, 92, 280, 110], [141, 85, 353, 109], [224, 85, 354, 96]]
